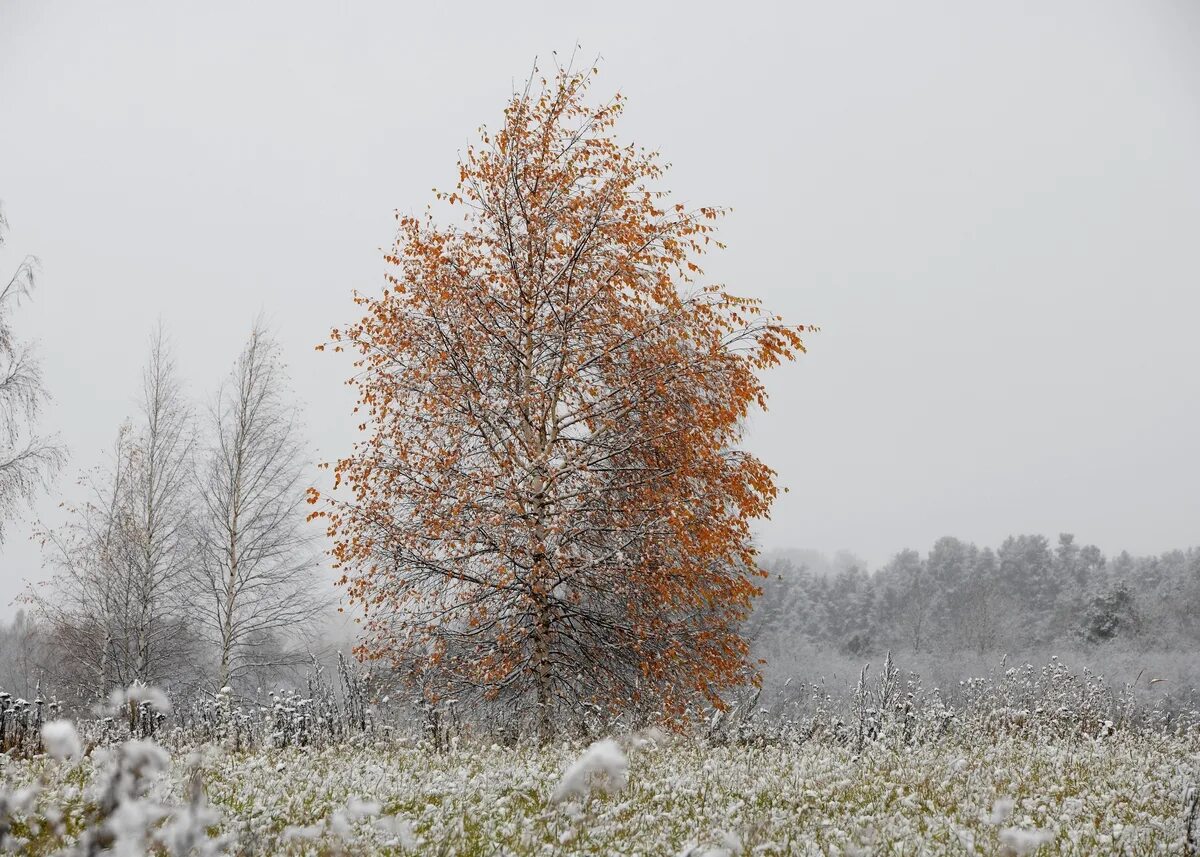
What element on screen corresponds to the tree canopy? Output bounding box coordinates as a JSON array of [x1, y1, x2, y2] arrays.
[[312, 68, 806, 734]]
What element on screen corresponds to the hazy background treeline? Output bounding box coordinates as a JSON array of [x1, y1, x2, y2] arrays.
[[748, 535, 1200, 708], [753, 535, 1200, 658]]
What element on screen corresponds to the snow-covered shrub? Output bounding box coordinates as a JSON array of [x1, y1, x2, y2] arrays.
[[551, 738, 628, 802]]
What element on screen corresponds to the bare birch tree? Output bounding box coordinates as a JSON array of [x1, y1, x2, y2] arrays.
[[0, 205, 65, 540], [126, 327, 196, 684], [35, 425, 142, 695], [35, 328, 196, 694], [192, 320, 321, 690]]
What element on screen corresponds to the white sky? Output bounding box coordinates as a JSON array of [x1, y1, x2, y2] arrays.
[[1, 1, 1198, 615]]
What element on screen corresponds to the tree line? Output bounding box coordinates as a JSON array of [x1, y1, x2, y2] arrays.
[[750, 534, 1200, 665]]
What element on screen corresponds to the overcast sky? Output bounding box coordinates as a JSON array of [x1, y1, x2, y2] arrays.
[[1, 1, 1198, 616]]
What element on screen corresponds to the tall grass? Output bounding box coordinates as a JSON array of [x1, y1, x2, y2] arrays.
[[2, 654, 1197, 855]]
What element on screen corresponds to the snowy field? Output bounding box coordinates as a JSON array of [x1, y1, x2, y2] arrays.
[[3, 658, 1200, 855], [3, 727, 1198, 855]]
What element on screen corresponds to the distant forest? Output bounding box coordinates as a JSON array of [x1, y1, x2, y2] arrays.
[[749, 534, 1200, 663]]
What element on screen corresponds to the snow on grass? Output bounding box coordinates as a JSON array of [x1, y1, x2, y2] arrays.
[[2, 728, 1197, 855]]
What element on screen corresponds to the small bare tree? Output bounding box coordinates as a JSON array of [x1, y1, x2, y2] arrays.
[[126, 327, 196, 684], [34, 328, 196, 695], [0, 205, 65, 541], [0, 610, 50, 698], [35, 424, 141, 696], [193, 320, 321, 690]]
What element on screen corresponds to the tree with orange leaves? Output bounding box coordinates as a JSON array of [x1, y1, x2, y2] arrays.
[[311, 66, 807, 738]]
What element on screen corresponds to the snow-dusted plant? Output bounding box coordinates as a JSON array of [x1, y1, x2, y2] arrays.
[[552, 738, 628, 803]]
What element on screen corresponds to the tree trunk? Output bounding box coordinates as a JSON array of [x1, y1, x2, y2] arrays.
[[532, 600, 554, 743]]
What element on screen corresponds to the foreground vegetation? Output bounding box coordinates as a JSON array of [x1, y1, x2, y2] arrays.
[[2, 730, 1197, 855], [2, 657, 1198, 855]]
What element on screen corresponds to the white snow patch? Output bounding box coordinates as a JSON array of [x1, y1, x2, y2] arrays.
[[998, 826, 1054, 855], [41, 719, 82, 761], [989, 796, 1015, 825], [109, 683, 172, 714], [346, 796, 381, 819], [552, 738, 628, 803]]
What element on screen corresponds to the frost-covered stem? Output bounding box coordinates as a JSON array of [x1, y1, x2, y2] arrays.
[[852, 663, 868, 755], [1186, 777, 1200, 857]]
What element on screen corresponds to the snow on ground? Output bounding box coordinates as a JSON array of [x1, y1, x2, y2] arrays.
[[3, 727, 1197, 855]]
